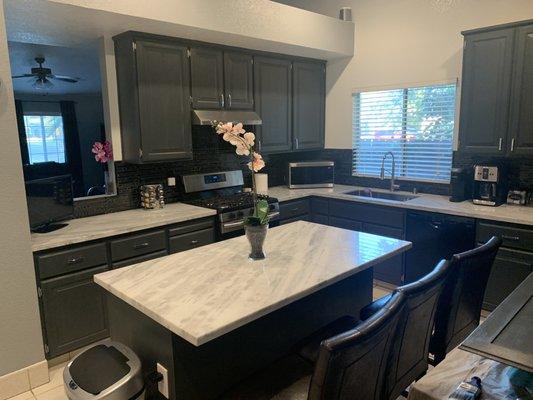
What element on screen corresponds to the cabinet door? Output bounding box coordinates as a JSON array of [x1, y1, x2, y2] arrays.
[[41, 266, 109, 358], [136, 40, 192, 162], [190, 47, 224, 109], [509, 24, 533, 155], [254, 57, 292, 153], [328, 216, 363, 231], [293, 61, 325, 150], [224, 52, 254, 110], [459, 29, 515, 154], [483, 247, 532, 311], [362, 223, 404, 286]]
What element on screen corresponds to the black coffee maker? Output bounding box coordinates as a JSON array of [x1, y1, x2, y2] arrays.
[[472, 165, 507, 206]]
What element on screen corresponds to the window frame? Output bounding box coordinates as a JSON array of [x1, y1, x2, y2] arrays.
[[23, 111, 67, 165], [351, 80, 458, 184]]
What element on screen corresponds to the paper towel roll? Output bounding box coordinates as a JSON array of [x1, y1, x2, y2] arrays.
[[255, 173, 268, 195]]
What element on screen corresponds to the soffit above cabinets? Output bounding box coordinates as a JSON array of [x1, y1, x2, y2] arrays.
[[4, 0, 354, 60]]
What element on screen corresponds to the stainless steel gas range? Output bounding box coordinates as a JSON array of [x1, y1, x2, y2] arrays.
[[182, 171, 280, 239]]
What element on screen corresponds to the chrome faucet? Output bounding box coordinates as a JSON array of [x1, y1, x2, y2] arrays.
[[380, 151, 400, 192]]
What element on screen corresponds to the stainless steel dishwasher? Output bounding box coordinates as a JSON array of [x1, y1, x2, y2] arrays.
[[404, 211, 476, 283]]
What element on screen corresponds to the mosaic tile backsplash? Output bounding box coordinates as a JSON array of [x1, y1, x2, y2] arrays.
[[74, 126, 533, 218]]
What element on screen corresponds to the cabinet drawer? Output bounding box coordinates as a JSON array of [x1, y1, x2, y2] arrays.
[[476, 221, 533, 251], [169, 228, 215, 254], [110, 230, 166, 262], [279, 199, 310, 220], [112, 250, 168, 269], [329, 216, 363, 231], [329, 200, 404, 229], [310, 197, 329, 215], [168, 218, 214, 237], [311, 213, 329, 225], [279, 215, 310, 226], [37, 243, 108, 279]]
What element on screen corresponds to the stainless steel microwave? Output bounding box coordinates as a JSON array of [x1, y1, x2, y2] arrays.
[[288, 161, 334, 189]]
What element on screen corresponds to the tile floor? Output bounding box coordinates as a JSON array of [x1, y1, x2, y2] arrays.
[[8, 284, 484, 400]]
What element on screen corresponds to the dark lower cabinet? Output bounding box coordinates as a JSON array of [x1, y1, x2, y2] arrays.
[[483, 248, 532, 310], [169, 228, 215, 254], [328, 216, 362, 231], [362, 223, 404, 285], [40, 265, 109, 358]]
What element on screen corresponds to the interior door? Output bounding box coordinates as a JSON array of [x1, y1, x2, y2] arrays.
[[509, 24, 533, 155], [136, 40, 192, 162], [224, 52, 254, 110], [293, 61, 325, 150], [254, 56, 293, 153], [190, 47, 224, 109], [458, 28, 515, 154]]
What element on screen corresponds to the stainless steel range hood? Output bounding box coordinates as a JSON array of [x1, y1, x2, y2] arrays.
[[192, 110, 262, 126]]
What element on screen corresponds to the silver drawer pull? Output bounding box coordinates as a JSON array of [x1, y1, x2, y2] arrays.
[[291, 208, 300, 212], [190, 240, 199, 245], [501, 235, 520, 241], [133, 242, 150, 249], [67, 257, 84, 265]]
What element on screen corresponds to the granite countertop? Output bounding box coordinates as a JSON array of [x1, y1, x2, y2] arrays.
[[31, 203, 217, 252], [94, 221, 411, 346], [268, 185, 533, 226]]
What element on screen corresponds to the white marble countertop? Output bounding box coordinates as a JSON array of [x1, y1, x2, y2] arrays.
[[31, 203, 216, 252], [268, 185, 533, 226], [95, 221, 411, 346]]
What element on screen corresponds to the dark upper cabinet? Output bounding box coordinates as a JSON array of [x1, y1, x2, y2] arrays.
[[509, 24, 533, 155], [224, 52, 254, 110], [459, 28, 515, 154], [114, 35, 192, 163], [190, 47, 225, 109], [293, 61, 326, 151], [254, 56, 293, 153]]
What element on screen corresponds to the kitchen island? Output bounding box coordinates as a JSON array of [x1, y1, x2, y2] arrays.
[[95, 221, 411, 399]]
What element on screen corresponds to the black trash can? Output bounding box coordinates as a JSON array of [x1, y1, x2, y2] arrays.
[[63, 341, 145, 400]]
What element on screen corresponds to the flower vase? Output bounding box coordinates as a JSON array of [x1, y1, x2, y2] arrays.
[[245, 224, 268, 260]]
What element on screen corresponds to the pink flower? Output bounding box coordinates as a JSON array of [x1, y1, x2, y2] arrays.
[[235, 142, 250, 156], [92, 140, 113, 163], [248, 152, 265, 172], [243, 132, 255, 146]]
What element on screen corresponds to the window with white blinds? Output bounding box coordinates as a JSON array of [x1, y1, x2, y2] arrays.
[[352, 83, 456, 183]]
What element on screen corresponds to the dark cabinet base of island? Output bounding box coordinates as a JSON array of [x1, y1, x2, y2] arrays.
[[105, 268, 373, 400]]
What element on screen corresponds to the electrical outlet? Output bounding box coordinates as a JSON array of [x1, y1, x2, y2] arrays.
[[167, 177, 176, 187], [157, 363, 169, 399]]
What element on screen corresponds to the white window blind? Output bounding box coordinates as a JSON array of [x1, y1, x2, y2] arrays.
[[23, 114, 66, 164], [352, 83, 456, 183]]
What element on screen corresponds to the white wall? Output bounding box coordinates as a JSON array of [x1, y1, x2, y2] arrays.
[[0, 0, 45, 376], [276, 0, 533, 149]]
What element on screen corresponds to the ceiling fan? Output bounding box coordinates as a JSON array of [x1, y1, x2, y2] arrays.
[[12, 57, 80, 90]]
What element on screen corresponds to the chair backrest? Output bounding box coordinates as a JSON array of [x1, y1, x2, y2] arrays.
[[430, 236, 502, 364], [308, 292, 406, 400], [385, 259, 452, 400]]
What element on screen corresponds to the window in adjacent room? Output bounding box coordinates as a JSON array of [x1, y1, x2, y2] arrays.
[[352, 82, 456, 183], [23, 113, 66, 164]]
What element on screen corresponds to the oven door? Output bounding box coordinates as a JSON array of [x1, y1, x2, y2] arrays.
[[288, 162, 334, 188]]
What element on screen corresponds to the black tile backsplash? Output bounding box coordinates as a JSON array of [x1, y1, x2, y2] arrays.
[[74, 128, 533, 218]]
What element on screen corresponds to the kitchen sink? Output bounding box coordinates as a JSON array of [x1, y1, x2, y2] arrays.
[[344, 189, 418, 202]]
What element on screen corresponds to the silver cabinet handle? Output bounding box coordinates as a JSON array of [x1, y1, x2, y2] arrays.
[[67, 257, 84, 265], [133, 242, 149, 250], [220, 93, 225, 108], [295, 138, 299, 149], [257, 140, 262, 151], [501, 235, 520, 241], [498, 138, 503, 151], [511, 138, 515, 152], [190, 240, 199, 245], [228, 93, 232, 108]]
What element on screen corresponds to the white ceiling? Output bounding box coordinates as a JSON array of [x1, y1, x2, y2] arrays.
[[8, 41, 102, 95]]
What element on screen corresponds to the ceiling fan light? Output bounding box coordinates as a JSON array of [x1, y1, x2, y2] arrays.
[[33, 77, 53, 90]]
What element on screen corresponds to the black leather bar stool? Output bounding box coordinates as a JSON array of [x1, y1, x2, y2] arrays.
[[220, 292, 407, 400], [429, 236, 502, 365]]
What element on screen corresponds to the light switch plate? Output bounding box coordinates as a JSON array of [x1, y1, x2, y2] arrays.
[[157, 363, 169, 398], [167, 177, 176, 186]]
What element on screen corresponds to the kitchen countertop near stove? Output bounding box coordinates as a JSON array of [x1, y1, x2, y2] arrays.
[[268, 185, 533, 226], [31, 203, 216, 252]]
